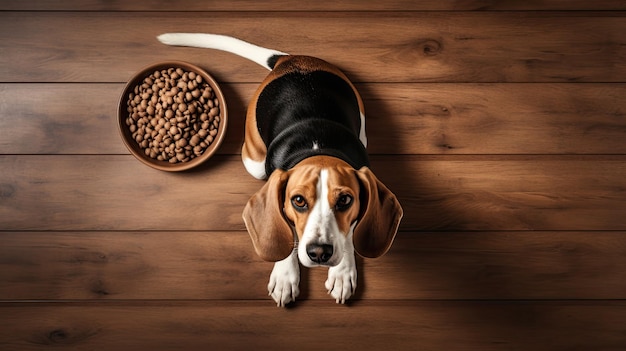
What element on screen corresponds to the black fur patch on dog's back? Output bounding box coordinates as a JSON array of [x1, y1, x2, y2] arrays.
[[255, 70, 368, 174]]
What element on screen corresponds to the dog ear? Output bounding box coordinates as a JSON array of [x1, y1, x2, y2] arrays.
[[353, 167, 403, 258], [242, 169, 295, 262]]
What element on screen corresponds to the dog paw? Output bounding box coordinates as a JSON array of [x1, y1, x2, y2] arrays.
[[325, 254, 357, 304], [268, 271, 299, 307], [268, 253, 300, 307]]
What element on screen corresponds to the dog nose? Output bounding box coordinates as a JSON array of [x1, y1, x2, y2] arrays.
[[306, 244, 334, 264]]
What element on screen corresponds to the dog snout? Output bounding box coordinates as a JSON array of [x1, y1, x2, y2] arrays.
[[306, 244, 334, 264]]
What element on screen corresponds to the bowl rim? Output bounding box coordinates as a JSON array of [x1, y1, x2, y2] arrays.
[[118, 60, 228, 171]]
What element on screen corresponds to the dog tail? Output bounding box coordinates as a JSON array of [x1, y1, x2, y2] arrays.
[[157, 33, 288, 70]]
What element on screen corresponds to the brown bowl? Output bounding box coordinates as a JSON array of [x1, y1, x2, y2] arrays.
[[118, 61, 227, 171]]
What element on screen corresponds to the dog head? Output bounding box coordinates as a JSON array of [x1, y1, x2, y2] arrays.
[[243, 156, 403, 267]]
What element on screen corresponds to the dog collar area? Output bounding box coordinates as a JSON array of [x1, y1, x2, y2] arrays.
[[266, 121, 369, 174]]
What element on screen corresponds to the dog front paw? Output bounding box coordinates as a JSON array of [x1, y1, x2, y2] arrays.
[[268, 252, 300, 307], [268, 273, 299, 307], [325, 254, 357, 304]]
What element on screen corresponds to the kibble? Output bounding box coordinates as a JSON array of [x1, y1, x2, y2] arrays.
[[125, 67, 222, 164]]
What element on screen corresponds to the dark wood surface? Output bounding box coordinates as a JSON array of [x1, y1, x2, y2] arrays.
[[1, 1, 626, 350]]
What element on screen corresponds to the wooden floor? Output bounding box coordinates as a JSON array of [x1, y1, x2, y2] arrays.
[[2, 1, 626, 350]]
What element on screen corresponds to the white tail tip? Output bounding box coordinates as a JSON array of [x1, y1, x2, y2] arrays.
[[157, 33, 287, 70]]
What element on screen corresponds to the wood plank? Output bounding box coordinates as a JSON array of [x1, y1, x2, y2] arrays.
[[1, 300, 625, 350], [389, 155, 626, 231], [0, 155, 253, 232], [1, 231, 625, 300], [0, 83, 247, 155], [366, 83, 626, 154], [2, 3, 624, 350], [3, 0, 626, 11], [1, 12, 625, 83], [1, 155, 626, 231], [3, 83, 626, 155], [0, 83, 244, 155]]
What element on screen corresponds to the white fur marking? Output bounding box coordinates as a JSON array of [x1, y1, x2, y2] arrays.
[[325, 230, 357, 304], [297, 169, 345, 268], [243, 157, 267, 180], [312, 141, 320, 150], [157, 33, 287, 70], [359, 111, 368, 147], [268, 250, 300, 307]]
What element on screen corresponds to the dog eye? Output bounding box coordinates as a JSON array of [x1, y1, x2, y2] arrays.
[[335, 194, 353, 211], [291, 195, 308, 211]]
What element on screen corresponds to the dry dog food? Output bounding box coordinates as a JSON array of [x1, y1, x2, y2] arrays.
[[124, 67, 221, 163]]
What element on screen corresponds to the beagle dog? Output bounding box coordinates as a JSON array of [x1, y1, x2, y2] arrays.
[[158, 34, 403, 306]]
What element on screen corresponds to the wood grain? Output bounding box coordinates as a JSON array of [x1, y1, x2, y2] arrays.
[[1, 12, 625, 83], [2, 83, 626, 155], [1, 231, 625, 300], [3, 0, 626, 11], [2, 3, 626, 349], [2, 155, 625, 231], [1, 301, 625, 351]]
